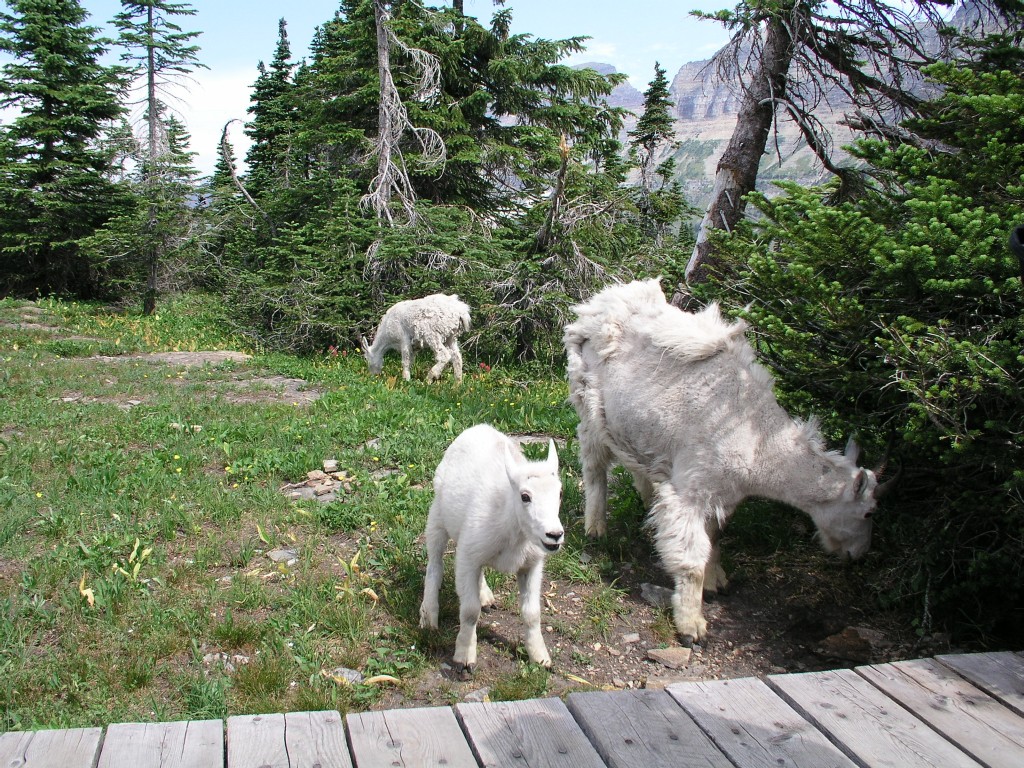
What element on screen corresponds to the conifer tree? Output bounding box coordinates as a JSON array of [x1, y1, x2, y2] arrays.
[[0, 0, 129, 298], [627, 62, 687, 245], [245, 18, 298, 194], [628, 62, 675, 193], [114, 0, 205, 314]]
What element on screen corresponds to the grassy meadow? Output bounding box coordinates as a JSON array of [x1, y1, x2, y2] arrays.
[[0, 294, 663, 729]]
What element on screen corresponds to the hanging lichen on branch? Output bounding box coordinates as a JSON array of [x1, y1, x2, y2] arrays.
[[361, 0, 446, 225]]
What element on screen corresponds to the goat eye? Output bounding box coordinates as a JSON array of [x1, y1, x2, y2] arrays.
[[520, 492, 531, 503], [864, 512, 873, 519]]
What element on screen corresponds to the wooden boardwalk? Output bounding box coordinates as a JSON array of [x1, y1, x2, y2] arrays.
[[2, 651, 1022, 767]]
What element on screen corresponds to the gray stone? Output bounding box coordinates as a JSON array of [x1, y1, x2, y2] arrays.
[[267, 548, 298, 564], [329, 667, 364, 684], [647, 646, 693, 669], [640, 582, 674, 609]]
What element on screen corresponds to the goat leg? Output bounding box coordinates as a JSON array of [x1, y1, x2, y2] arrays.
[[518, 562, 551, 668]]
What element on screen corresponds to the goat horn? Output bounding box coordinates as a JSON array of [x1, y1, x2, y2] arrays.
[[873, 463, 901, 499], [869, 431, 900, 499]]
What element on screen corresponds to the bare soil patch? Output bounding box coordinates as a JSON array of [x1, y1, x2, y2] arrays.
[[373, 547, 939, 709]]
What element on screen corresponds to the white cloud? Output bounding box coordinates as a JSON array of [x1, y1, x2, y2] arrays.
[[165, 68, 257, 177]]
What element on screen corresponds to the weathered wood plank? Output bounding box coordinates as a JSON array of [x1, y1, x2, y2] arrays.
[[227, 714, 288, 768], [937, 652, 1024, 716], [456, 697, 604, 768], [667, 676, 856, 768], [98, 720, 223, 768], [0, 727, 102, 768], [284, 711, 351, 768], [227, 711, 349, 768], [858, 657, 1024, 768], [566, 688, 732, 768], [769, 667, 981, 768], [346, 705, 476, 768]]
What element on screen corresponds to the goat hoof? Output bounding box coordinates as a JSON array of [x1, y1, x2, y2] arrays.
[[679, 634, 697, 648], [459, 664, 474, 681]]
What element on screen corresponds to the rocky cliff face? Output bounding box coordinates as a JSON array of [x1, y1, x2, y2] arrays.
[[584, 59, 850, 207], [587, 3, 994, 207]]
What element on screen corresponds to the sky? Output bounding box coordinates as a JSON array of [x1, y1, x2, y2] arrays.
[[68, 1, 732, 176]]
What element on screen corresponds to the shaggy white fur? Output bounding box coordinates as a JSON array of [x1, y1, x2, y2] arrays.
[[361, 294, 471, 382], [564, 278, 878, 644], [419, 424, 563, 677]]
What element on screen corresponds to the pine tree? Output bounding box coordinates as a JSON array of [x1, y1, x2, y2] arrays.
[[245, 18, 298, 194], [0, 0, 130, 298], [628, 62, 675, 192], [627, 62, 687, 245], [114, 0, 205, 314]]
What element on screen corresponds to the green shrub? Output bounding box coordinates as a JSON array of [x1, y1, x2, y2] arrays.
[[705, 57, 1024, 642]]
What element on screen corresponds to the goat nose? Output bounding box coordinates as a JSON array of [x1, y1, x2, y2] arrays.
[[546, 530, 564, 542]]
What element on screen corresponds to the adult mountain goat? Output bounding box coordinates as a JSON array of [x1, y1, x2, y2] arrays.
[[361, 294, 471, 383], [419, 425, 563, 678], [564, 279, 885, 644]]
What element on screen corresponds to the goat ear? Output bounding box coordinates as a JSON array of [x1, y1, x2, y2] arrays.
[[852, 468, 870, 499], [546, 439, 558, 473], [844, 437, 861, 465], [359, 336, 371, 356]]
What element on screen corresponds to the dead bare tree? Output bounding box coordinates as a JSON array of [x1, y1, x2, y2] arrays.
[[219, 120, 276, 238], [684, 0, 952, 287], [361, 0, 446, 226]]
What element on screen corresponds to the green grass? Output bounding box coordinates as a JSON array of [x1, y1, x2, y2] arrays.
[[0, 294, 587, 729]]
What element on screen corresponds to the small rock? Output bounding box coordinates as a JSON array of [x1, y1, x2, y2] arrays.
[[640, 582, 674, 609], [621, 632, 641, 645], [818, 626, 890, 662], [612, 677, 626, 688], [464, 687, 490, 703], [647, 646, 693, 670], [607, 646, 622, 657], [313, 484, 334, 497], [306, 470, 328, 482], [329, 667, 364, 684], [267, 548, 298, 565], [769, 666, 787, 675], [323, 459, 339, 473]]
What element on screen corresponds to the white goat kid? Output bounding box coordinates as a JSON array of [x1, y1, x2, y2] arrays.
[[361, 294, 471, 383], [564, 278, 883, 644], [419, 424, 564, 677]]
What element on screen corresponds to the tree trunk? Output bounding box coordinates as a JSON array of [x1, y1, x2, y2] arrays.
[[684, 14, 794, 287], [143, 4, 159, 316]]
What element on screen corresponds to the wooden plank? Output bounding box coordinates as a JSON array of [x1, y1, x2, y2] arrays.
[[456, 697, 605, 768], [0, 727, 103, 768], [667, 676, 857, 768], [228, 711, 350, 768], [858, 657, 1024, 768], [937, 652, 1024, 716], [283, 711, 351, 768], [769, 667, 981, 768], [98, 720, 223, 768], [346, 706, 476, 768], [566, 688, 732, 768], [227, 713, 288, 768]]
